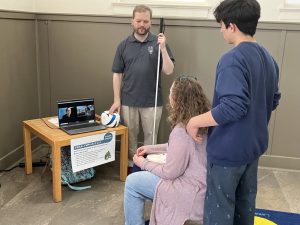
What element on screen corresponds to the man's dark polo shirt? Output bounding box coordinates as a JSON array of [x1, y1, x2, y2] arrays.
[[112, 32, 175, 107]]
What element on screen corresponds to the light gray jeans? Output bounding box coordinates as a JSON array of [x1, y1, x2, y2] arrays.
[[121, 106, 163, 165]]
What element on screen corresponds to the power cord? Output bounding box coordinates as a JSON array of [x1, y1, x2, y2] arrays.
[[18, 161, 47, 168], [0, 161, 47, 173], [0, 150, 51, 190]]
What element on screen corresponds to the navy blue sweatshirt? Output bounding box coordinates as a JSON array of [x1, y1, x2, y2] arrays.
[[208, 42, 281, 167]]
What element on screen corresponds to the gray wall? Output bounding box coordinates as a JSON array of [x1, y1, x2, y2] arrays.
[[0, 12, 39, 169], [1, 13, 300, 170]]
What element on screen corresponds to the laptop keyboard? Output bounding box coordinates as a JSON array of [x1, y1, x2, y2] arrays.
[[64, 123, 103, 130], [62, 122, 106, 135]]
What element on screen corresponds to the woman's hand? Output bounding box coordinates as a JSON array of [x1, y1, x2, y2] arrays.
[[136, 146, 147, 156], [133, 154, 146, 168]]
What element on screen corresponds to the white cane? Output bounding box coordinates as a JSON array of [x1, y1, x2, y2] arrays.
[[152, 18, 164, 145], [152, 44, 161, 145]]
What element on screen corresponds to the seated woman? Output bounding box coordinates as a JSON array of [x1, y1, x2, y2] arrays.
[[124, 75, 211, 225]]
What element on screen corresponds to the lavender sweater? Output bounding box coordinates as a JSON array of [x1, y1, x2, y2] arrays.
[[141, 125, 207, 225]]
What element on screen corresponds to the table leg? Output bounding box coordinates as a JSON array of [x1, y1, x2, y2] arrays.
[[52, 143, 62, 202], [23, 125, 32, 174], [119, 128, 128, 181]]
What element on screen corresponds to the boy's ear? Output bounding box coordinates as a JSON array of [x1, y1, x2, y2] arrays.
[[229, 23, 238, 32]]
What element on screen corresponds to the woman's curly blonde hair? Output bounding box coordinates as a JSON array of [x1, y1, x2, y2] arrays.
[[167, 76, 211, 135]]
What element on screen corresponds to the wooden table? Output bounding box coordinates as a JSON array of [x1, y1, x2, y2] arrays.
[[23, 116, 128, 202]]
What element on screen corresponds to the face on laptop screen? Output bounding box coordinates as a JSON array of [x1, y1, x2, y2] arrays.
[[58, 99, 95, 126]]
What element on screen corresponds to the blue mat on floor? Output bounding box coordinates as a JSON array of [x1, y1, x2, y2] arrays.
[[255, 208, 300, 225]]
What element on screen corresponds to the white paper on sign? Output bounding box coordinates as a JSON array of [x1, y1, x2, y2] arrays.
[[70, 132, 116, 172]]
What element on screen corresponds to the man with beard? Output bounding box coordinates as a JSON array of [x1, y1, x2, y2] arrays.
[[109, 5, 175, 170]]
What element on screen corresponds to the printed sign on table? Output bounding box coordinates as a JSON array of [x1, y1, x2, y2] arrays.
[[71, 132, 115, 172]]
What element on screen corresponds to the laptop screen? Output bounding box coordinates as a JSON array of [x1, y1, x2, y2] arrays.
[[57, 98, 96, 127]]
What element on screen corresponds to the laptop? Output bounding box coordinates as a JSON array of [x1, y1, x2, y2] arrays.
[[57, 98, 106, 135]]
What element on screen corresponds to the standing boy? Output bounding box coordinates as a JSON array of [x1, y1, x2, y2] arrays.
[[186, 0, 281, 225]]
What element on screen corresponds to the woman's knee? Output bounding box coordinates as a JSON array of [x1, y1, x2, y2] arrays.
[[125, 173, 140, 191]]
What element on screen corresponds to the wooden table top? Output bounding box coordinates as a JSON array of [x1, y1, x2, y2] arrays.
[[23, 116, 127, 146]]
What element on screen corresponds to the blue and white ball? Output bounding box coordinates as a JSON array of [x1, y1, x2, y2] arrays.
[[101, 111, 120, 128]]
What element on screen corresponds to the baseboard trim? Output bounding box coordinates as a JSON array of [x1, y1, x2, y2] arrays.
[[259, 154, 300, 171], [0, 139, 48, 170], [2, 142, 299, 171]]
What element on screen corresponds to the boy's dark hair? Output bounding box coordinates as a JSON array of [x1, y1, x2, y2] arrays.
[[213, 0, 260, 36]]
